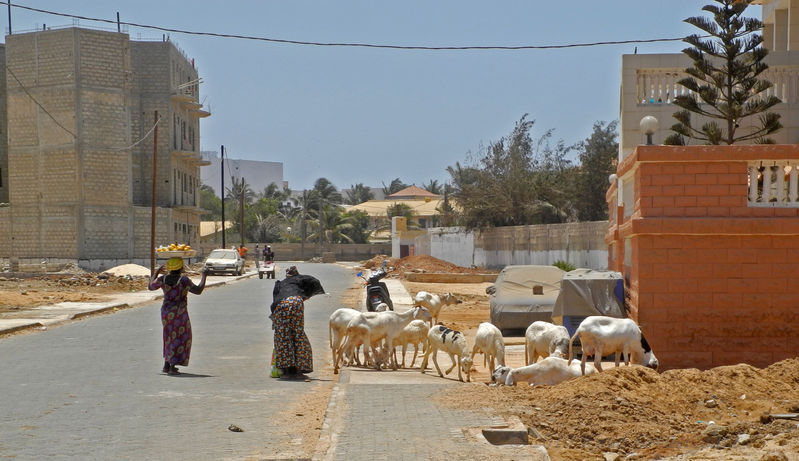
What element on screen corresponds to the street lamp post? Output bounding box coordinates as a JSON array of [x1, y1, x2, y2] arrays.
[[640, 116, 659, 145]]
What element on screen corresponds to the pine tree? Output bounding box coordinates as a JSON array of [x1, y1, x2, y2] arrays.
[[664, 0, 782, 145]]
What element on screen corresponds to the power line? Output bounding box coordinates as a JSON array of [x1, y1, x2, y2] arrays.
[[6, 65, 77, 138], [2, 1, 689, 51]]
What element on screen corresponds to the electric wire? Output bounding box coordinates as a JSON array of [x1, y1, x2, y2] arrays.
[[5, 65, 77, 138], [2, 1, 690, 51]]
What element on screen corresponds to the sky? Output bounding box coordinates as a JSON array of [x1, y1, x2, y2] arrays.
[[7, 1, 762, 191]]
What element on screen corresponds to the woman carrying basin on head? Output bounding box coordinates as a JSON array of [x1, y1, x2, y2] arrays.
[[148, 257, 208, 375]]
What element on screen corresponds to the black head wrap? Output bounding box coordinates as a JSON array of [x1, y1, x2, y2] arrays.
[[270, 274, 325, 312]]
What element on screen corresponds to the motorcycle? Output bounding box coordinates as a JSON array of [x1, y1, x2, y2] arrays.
[[357, 266, 394, 312]]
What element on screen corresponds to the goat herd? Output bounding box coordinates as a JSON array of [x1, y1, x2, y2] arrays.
[[330, 290, 660, 387]]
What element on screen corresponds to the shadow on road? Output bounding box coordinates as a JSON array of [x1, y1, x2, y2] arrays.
[[161, 372, 216, 378]]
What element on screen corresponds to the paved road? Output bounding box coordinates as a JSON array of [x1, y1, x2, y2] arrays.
[[0, 263, 354, 460]]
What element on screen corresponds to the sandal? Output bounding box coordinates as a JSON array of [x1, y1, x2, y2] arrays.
[[168, 366, 180, 375]]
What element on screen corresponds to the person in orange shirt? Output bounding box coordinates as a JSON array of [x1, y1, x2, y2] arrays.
[[238, 244, 248, 259]]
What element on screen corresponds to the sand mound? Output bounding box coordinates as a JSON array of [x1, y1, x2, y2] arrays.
[[362, 254, 494, 278], [439, 357, 799, 460], [103, 264, 151, 277]]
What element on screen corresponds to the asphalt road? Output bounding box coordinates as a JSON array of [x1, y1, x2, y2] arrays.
[[0, 262, 355, 460]]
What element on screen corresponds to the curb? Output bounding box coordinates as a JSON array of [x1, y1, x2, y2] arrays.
[[0, 321, 45, 336], [0, 271, 259, 337], [71, 302, 131, 320]]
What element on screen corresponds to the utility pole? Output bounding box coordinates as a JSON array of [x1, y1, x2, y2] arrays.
[[149, 111, 159, 276], [318, 197, 323, 257], [221, 145, 226, 248], [7, 0, 11, 35]]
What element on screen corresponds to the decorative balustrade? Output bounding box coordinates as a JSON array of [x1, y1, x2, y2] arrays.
[[636, 66, 799, 105], [747, 160, 799, 207]]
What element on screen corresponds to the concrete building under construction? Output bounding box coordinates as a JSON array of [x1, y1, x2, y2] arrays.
[[0, 26, 210, 270]]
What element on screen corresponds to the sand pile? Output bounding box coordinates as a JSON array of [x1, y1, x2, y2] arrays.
[[440, 358, 799, 460], [104, 264, 151, 277], [362, 254, 494, 277]]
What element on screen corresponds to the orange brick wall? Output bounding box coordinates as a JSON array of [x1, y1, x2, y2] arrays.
[[609, 145, 799, 370]]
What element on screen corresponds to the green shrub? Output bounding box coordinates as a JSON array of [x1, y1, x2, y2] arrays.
[[553, 260, 576, 272]]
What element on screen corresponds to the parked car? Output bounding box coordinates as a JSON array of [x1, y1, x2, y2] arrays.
[[488, 265, 565, 334], [204, 248, 244, 276]]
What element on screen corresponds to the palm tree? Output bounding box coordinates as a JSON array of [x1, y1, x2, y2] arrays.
[[225, 177, 255, 245], [422, 180, 443, 195], [345, 183, 374, 205], [382, 178, 408, 196]]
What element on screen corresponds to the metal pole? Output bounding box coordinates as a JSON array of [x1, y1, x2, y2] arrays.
[[221, 145, 226, 248], [116, 12, 120, 33], [150, 111, 159, 275], [7, 0, 11, 35]]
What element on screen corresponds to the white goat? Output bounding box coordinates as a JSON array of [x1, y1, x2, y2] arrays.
[[336, 306, 432, 372], [420, 325, 473, 382], [329, 308, 363, 370], [568, 315, 659, 375], [491, 357, 597, 386], [525, 321, 570, 365], [392, 319, 429, 368], [472, 322, 505, 372], [413, 291, 462, 325]]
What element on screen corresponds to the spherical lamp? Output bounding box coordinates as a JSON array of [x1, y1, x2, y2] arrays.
[[640, 116, 659, 145]]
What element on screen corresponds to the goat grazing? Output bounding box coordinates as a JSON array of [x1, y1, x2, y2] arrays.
[[420, 325, 473, 382], [472, 322, 505, 372], [568, 315, 659, 375], [525, 321, 570, 365]]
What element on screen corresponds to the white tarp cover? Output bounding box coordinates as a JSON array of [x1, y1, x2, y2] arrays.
[[489, 265, 565, 330], [551, 268, 625, 326]]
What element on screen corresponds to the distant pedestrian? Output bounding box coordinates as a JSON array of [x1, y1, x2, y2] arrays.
[[148, 257, 208, 375], [270, 271, 324, 380]]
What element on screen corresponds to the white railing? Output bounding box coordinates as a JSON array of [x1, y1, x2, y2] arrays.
[[636, 68, 690, 105], [637, 66, 799, 105], [747, 161, 799, 207]]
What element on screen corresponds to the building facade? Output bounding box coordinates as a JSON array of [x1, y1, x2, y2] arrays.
[[620, 0, 799, 157], [0, 27, 210, 269], [200, 152, 286, 197]]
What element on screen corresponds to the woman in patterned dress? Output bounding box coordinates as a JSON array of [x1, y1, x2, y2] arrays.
[[270, 270, 325, 380], [148, 257, 208, 375]]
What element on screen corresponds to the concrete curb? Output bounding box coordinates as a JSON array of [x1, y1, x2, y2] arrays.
[[0, 321, 45, 335], [71, 302, 131, 320]]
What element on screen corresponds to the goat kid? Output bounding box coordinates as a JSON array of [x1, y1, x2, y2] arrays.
[[413, 291, 462, 325]]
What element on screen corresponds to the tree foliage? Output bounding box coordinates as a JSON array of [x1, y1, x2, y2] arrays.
[[345, 183, 374, 205], [447, 115, 574, 229], [664, 0, 782, 145], [574, 121, 618, 221], [382, 178, 408, 196]]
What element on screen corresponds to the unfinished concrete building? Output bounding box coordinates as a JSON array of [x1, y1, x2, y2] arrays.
[[0, 27, 210, 270]]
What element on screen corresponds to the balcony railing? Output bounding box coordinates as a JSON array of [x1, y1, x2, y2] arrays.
[[636, 66, 799, 105], [747, 161, 799, 207]]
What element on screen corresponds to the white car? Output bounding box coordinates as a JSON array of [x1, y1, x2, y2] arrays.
[[204, 249, 244, 276]]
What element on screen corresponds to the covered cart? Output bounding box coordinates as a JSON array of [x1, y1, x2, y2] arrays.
[[551, 268, 626, 337]]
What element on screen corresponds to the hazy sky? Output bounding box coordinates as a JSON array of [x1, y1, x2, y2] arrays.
[[8, 1, 761, 191]]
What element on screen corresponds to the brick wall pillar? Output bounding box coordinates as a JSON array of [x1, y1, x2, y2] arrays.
[[608, 145, 799, 370]]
